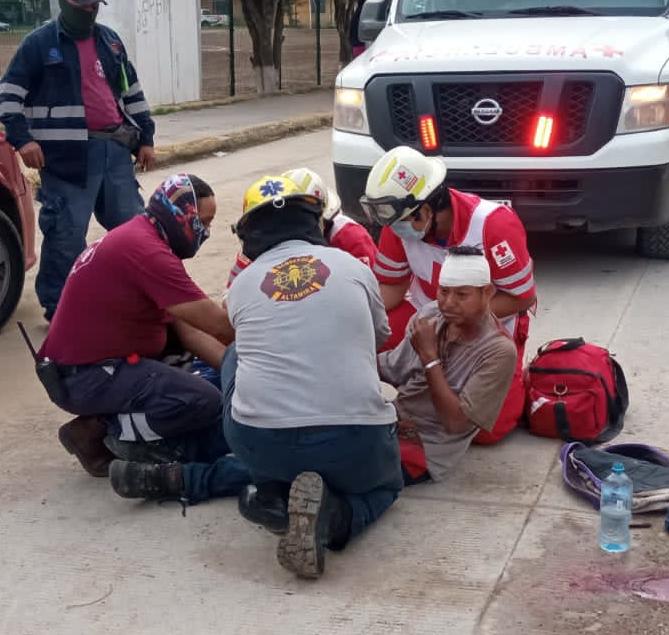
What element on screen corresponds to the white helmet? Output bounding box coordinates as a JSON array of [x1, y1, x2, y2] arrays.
[[282, 167, 341, 221], [361, 146, 447, 226]]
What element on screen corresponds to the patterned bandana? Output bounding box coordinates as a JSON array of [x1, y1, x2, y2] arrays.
[[145, 174, 209, 259]]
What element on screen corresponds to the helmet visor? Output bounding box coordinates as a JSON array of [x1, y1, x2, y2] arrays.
[[359, 194, 422, 226]]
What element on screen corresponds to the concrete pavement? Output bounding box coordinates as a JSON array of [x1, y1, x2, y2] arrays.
[[2, 131, 669, 634]]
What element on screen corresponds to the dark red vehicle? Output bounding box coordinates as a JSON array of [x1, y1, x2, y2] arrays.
[[0, 132, 36, 329]]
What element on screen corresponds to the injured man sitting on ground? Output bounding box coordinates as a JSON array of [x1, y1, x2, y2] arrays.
[[378, 246, 518, 485]]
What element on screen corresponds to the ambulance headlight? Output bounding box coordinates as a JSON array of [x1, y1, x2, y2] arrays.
[[617, 84, 669, 133], [334, 88, 370, 134]]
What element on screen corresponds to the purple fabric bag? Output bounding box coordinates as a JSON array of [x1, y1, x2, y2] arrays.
[[561, 442, 669, 513]]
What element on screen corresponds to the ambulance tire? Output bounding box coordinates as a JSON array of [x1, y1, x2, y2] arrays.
[[636, 224, 669, 259]]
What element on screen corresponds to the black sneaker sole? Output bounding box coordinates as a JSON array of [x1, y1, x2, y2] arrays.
[[277, 472, 327, 579]]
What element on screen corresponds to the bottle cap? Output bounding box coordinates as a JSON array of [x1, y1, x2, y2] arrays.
[[612, 462, 625, 473]]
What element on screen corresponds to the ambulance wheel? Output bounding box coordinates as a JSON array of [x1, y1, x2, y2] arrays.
[[0, 209, 24, 331], [636, 223, 669, 259]]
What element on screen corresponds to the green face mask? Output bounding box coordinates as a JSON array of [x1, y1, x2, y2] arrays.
[[58, 0, 99, 40]]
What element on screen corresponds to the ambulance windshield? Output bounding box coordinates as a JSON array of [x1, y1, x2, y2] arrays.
[[398, 0, 668, 20]]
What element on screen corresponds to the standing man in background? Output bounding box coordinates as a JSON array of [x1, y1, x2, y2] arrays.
[[0, 0, 155, 321]]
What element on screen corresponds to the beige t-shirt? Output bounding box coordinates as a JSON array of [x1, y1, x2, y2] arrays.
[[378, 302, 517, 481]]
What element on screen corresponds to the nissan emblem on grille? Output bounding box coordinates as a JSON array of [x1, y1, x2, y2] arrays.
[[471, 98, 503, 125]]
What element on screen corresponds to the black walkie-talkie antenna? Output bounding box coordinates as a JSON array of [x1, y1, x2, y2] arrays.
[[17, 321, 38, 362]]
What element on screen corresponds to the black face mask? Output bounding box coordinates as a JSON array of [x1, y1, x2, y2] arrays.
[[58, 0, 98, 40]]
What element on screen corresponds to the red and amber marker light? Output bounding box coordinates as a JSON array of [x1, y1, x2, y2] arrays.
[[532, 115, 555, 149], [418, 115, 439, 151]]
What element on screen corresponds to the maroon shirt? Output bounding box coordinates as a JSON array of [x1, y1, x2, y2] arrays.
[[40, 216, 206, 365], [76, 36, 123, 131]]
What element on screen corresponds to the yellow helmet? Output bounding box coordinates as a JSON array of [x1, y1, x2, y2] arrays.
[[236, 175, 324, 235], [242, 175, 320, 216]]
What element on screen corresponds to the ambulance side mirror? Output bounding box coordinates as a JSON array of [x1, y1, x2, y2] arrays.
[[359, 0, 390, 43]]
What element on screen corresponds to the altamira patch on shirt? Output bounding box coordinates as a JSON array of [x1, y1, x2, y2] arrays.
[[261, 256, 331, 302]]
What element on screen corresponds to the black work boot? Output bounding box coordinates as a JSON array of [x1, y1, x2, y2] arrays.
[[109, 460, 184, 500], [238, 482, 290, 535], [276, 472, 352, 579], [104, 435, 180, 464], [58, 416, 114, 478]]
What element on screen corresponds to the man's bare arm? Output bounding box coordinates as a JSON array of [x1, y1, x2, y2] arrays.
[[491, 291, 535, 319], [411, 317, 474, 435], [167, 298, 234, 345], [171, 319, 227, 370], [380, 279, 411, 311]]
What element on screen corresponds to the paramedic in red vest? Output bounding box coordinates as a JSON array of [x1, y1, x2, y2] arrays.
[[360, 146, 536, 445], [227, 167, 377, 287]]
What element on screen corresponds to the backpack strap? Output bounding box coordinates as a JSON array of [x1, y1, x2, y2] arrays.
[[554, 402, 572, 441], [594, 356, 629, 444], [537, 338, 585, 356]]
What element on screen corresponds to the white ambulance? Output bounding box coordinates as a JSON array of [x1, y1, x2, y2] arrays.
[[333, 0, 669, 257]]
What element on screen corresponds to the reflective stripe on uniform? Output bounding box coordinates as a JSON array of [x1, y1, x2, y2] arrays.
[[122, 82, 142, 98], [376, 250, 409, 271], [131, 413, 162, 442], [24, 106, 49, 119], [118, 414, 136, 441], [493, 260, 533, 287], [50, 105, 86, 119], [374, 262, 411, 278], [504, 276, 535, 297], [125, 100, 150, 115], [0, 82, 28, 98], [30, 128, 88, 141], [0, 102, 24, 116]]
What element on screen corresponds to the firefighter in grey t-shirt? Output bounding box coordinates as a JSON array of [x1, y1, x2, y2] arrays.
[[108, 174, 402, 580]]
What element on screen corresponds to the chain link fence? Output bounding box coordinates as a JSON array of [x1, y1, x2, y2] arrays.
[[0, 0, 50, 72], [201, 1, 341, 101], [0, 1, 341, 102]]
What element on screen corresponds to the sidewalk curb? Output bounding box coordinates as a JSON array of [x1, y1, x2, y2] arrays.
[[154, 112, 333, 168], [23, 112, 333, 189], [151, 87, 333, 117]]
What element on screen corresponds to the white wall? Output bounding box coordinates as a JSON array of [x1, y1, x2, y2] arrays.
[[51, 0, 202, 106]]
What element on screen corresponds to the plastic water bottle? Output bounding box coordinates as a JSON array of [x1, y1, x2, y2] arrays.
[[599, 462, 632, 553]]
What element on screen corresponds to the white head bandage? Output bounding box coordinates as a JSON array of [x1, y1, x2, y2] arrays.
[[438, 252, 491, 288]]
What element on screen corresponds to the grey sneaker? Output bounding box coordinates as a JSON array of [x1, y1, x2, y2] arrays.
[[276, 472, 351, 579]]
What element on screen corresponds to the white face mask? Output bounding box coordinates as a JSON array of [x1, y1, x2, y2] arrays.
[[391, 221, 426, 241], [390, 214, 430, 241]]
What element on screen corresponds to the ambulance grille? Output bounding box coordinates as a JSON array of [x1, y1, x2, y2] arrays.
[[434, 82, 542, 145], [556, 81, 594, 145], [389, 84, 418, 144], [370, 72, 621, 156]]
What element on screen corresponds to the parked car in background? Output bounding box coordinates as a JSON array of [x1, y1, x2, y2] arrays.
[[0, 132, 36, 329], [200, 9, 227, 27], [0, 22, 12, 31]]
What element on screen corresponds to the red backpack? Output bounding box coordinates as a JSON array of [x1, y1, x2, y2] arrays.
[[525, 338, 629, 443]]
